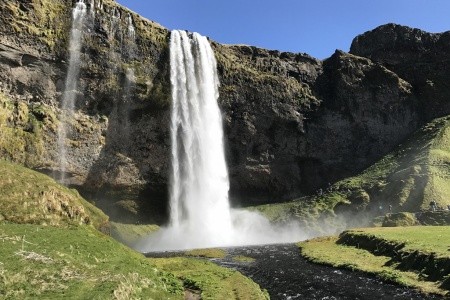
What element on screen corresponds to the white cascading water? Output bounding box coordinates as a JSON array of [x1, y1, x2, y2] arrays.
[[138, 30, 233, 251], [169, 30, 233, 242], [57, 0, 87, 183], [138, 30, 308, 252], [127, 14, 135, 40]]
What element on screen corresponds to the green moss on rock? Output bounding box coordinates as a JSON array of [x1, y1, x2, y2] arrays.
[[0, 93, 50, 167]]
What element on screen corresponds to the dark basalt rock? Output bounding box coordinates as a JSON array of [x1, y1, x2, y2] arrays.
[[350, 23, 450, 121], [0, 1, 449, 222]]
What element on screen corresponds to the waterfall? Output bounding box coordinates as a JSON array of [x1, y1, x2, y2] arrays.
[[57, 0, 87, 183], [126, 14, 135, 40], [138, 31, 233, 251], [169, 30, 233, 237], [138, 30, 309, 252]]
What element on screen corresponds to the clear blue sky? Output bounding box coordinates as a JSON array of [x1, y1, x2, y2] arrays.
[[116, 0, 450, 59]]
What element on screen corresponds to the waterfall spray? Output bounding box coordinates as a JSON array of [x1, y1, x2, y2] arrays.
[[57, 0, 87, 183]]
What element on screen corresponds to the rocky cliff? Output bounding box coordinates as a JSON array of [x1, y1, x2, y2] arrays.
[[0, 1, 449, 222]]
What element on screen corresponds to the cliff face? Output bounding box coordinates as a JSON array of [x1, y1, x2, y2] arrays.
[[0, 1, 449, 222], [350, 23, 450, 121]]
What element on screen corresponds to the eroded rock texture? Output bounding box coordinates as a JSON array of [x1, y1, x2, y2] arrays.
[[0, 1, 448, 222]]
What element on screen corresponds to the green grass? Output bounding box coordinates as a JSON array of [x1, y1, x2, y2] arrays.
[[0, 159, 108, 230], [344, 226, 450, 258], [298, 226, 450, 296], [110, 222, 160, 247], [184, 248, 227, 259], [149, 257, 269, 300], [0, 160, 269, 299], [0, 223, 183, 299], [336, 116, 450, 212]]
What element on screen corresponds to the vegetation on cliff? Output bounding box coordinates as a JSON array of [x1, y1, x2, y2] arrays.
[[0, 92, 55, 168], [298, 226, 450, 296], [252, 115, 450, 230]]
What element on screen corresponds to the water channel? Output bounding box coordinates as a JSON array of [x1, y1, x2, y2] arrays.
[[147, 243, 442, 300]]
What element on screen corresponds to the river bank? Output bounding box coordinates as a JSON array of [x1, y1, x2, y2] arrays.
[[298, 226, 450, 297]]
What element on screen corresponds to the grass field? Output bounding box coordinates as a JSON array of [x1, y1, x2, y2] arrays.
[[298, 226, 450, 296]]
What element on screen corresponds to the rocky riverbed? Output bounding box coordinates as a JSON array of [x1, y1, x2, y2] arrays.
[[147, 244, 443, 300]]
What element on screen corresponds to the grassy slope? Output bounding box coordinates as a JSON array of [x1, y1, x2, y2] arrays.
[[0, 160, 268, 299], [0, 224, 183, 299], [150, 257, 269, 300], [0, 159, 108, 229], [335, 115, 450, 212], [252, 115, 450, 230], [298, 226, 450, 296]]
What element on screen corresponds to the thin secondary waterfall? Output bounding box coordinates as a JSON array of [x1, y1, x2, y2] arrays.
[[57, 0, 87, 183], [127, 14, 135, 40]]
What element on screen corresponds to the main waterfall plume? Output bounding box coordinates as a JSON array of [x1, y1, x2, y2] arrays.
[[169, 30, 233, 241], [138, 31, 233, 251], [57, 0, 87, 183], [138, 30, 307, 252]]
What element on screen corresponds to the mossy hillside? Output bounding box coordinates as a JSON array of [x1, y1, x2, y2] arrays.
[[334, 115, 450, 213], [0, 92, 57, 168], [0, 159, 107, 229], [150, 257, 269, 300], [252, 116, 450, 228], [0, 223, 184, 299], [298, 235, 446, 296], [381, 212, 419, 227], [0, 161, 268, 299], [250, 192, 349, 235]]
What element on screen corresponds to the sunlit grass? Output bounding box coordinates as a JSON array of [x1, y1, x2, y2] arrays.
[[298, 226, 450, 296], [184, 248, 227, 259], [347, 226, 450, 257], [0, 223, 184, 299], [149, 257, 269, 300]]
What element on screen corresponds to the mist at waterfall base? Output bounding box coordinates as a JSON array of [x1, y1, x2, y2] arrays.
[[137, 31, 308, 252]]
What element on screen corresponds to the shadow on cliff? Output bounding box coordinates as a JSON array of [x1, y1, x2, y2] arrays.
[[79, 47, 172, 225]]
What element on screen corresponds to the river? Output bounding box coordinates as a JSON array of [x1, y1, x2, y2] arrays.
[[147, 243, 443, 300]]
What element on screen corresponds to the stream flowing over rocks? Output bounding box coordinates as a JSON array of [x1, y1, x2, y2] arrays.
[[147, 244, 442, 300]]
